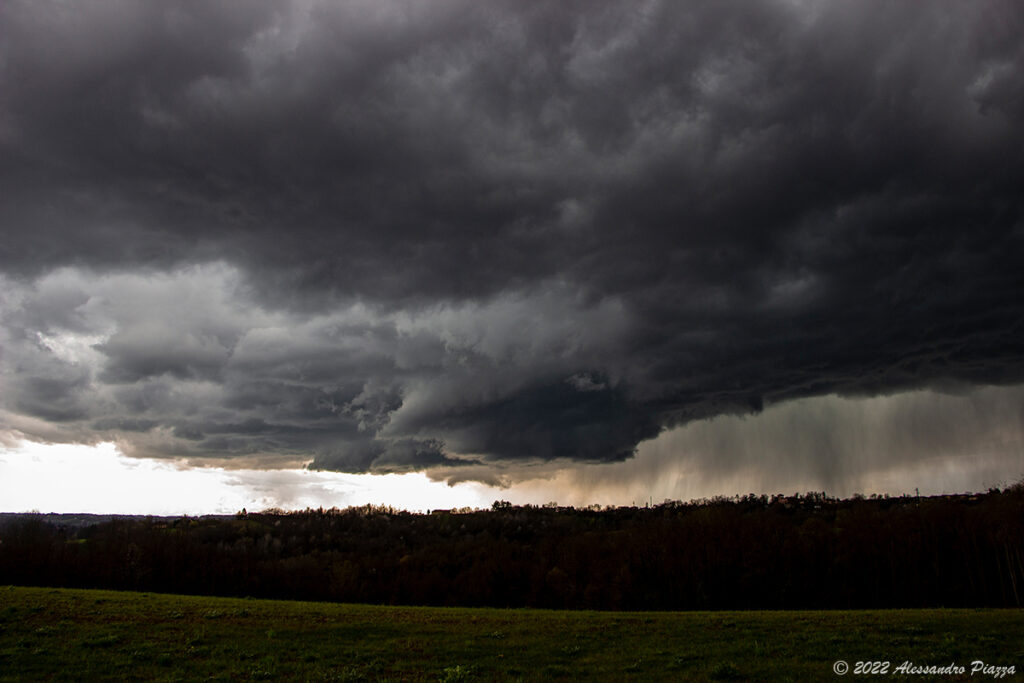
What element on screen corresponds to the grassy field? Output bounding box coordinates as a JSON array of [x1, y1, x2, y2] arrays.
[[1, 586, 1022, 681]]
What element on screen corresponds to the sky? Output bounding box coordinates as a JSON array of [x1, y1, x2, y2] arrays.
[[1, 0, 1023, 514]]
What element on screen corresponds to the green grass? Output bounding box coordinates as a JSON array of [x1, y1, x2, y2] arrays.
[[1, 586, 1022, 681]]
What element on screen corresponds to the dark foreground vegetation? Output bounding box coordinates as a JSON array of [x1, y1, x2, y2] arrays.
[[2, 586, 1023, 681], [2, 486, 1024, 610]]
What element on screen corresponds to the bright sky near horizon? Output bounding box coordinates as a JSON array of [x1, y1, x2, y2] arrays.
[[2, 0, 1023, 514], [0, 440, 496, 515], [4, 386, 1022, 515]]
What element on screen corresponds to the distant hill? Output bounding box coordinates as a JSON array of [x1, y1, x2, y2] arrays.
[[0, 512, 233, 529]]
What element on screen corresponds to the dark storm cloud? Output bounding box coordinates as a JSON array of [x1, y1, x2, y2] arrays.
[[1, 0, 1023, 476]]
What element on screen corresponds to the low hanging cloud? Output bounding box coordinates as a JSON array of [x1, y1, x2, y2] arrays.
[[1, 264, 646, 472], [1, 0, 1023, 482]]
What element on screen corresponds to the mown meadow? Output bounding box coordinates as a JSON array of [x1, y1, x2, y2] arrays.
[[1, 586, 1022, 681]]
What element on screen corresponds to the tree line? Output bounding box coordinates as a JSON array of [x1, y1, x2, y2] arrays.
[[1, 486, 1023, 610]]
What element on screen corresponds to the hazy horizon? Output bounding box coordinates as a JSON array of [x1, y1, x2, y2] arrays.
[[2, 0, 1023, 514]]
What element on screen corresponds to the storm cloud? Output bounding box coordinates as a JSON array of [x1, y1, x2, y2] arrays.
[[1, 0, 1023, 480]]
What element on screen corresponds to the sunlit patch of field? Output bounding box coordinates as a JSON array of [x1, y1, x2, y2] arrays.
[[1, 586, 1022, 681]]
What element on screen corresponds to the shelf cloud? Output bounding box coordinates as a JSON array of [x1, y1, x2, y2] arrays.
[[1, 0, 1022, 484]]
